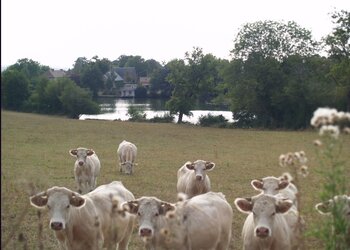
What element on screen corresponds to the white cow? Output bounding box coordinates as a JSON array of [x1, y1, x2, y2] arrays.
[[177, 160, 215, 198], [69, 147, 101, 194], [250, 175, 298, 208], [315, 195, 350, 248], [234, 194, 294, 250], [123, 192, 233, 250], [30, 181, 135, 250], [117, 140, 137, 175]]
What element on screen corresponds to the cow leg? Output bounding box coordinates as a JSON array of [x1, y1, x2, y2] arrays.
[[117, 218, 134, 250]]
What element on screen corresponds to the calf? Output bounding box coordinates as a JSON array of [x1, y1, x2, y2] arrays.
[[176, 160, 215, 198], [117, 140, 137, 175], [30, 181, 135, 250], [123, 192, 233, 250], [69, 147, 101, 194], [234, 194, 293, 250]]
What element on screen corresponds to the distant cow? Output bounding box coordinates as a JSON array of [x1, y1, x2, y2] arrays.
[[234, 194, 293, 250], [117, 140, 137, 175], [251, 175, 298, 208], [30, 181, 135, 250], [315, 195, 350, 220], [177, 160, 215, 198], [70, 147, 101, 194], [123, 192, 233, 250]]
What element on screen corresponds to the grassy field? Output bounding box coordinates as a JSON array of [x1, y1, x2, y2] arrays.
[[1, 110, 349, 249]]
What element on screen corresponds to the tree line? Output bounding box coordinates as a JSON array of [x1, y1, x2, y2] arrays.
[[1, 9, 349, 128]]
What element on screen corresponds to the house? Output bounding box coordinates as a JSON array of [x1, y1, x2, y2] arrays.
[[45, 69, 67, 79], [103, 67, 138, 97], [139, 77, 151, 88]]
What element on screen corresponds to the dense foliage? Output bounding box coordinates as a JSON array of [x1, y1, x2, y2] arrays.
[[1, 10, 349, 128]]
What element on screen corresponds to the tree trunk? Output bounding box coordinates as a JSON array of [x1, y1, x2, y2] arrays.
[[177, 112, 183, 124]]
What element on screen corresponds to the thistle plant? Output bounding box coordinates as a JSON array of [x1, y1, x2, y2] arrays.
[[279, 150, 309, 249], [310, 107, 350, 250]]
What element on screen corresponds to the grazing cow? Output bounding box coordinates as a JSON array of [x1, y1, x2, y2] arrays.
[[315, 195, 350, 247], [315, 195, 350, 220], [176, 160, 215, 198], [234, 194, 293, 250], [30, 181, 135, 250], [251, 175, 298, 208], [117, 140, 137, 175], [69, 147, 101, 194], [123, 192, 233, 250]]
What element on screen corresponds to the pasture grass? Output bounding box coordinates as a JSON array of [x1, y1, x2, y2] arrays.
[[1, 110, 349, 249]]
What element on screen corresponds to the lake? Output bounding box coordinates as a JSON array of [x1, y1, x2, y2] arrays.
[[79, 98, 234, 124]]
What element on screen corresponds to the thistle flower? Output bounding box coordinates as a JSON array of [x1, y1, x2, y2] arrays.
[[299, 165, 309, 177], [319, 125, 340, 139], [313, 139, 323, 147]]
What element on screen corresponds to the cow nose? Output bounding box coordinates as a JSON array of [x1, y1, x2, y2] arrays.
[[51, 222, 63, 231], [78, 161, 84, 166], [256, 227, 269, 238], [196, 175, 203, 181], [140, 228, 152, 237]]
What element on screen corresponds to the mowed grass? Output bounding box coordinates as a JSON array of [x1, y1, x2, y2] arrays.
[[1, 110, 349, 249]]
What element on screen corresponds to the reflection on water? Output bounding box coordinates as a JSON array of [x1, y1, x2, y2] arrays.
[[80, 98, 233, 124]]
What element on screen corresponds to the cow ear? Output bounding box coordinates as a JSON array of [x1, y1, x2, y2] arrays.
[[185, 162, 194, 170], [30, 191, 48, 208], [276, 199, 293, 214], [87, 149, 94, 156], [277, 180, 289, 190], [160, 202, 175, 215], [234, 198, 253, 214], [70, 193, 85, 207], [124, 201, 139, 214], [315, 201, 332, 215], [205, 161, 215, 171], [251, 179, 264, 191], [69, 149, 78, 156]]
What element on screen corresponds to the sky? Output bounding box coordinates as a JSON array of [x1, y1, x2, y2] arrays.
[[1, 0, 349, 70]]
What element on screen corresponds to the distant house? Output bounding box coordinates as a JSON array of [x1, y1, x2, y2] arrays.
[[103, 67, 138, 97], [139, 77, 151, 88], [45, 69, 67, 79]]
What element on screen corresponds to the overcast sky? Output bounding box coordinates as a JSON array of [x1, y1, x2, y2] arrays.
[[1, 0, 349, 70]]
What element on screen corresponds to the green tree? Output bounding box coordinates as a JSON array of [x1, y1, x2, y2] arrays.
[[166, 59, 193, 123], [1, 69, 30, 110], [81, 62, 103, 97], [231, 20, 319, 61], [324, 10, 350, 111]]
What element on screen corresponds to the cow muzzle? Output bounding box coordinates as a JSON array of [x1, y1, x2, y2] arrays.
[[196, 175, 203, 181], [50, 221, 64, 231], [139, 227, 153, 237], [255, 226, 270, 238], [78, 161, 84, 166]]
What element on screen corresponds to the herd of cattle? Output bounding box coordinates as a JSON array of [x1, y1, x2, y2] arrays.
[[29, 140, 350, 250]]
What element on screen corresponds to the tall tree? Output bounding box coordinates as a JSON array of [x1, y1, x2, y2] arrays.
[[1, 69, 29, 110], [231, 20, 319, 61], [324, 9, 350, 111]]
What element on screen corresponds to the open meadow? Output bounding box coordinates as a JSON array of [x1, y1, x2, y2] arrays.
[[1, 110, 349, 249]]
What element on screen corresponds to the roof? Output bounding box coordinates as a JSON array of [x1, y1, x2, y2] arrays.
[[46, 69, 67, 78]]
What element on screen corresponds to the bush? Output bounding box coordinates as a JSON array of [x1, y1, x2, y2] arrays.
[[127, 105, 146, 121], [198, 114, 229, 128], [149, 113, 174, 123]]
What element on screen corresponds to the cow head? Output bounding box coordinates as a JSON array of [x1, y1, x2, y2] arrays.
[[30, 187, 86, 231], [122, 197, 175, 241], [69, 148, 94, 167], [121, 161, 134, 175], [185, 160, 215, 181], [235, 194, 293, 239], [315, 195, 350, 221], [251, 176, 289, 195]]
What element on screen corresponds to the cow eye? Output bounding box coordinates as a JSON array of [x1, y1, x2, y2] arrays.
[[47, 205, 51, 210], [66, 205, 70, 209], [272, 212, 276, 216], [137, 212, 141, 216], [155, 212, 159, 217]]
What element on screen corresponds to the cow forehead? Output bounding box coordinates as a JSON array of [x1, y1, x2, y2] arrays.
[[47, 191, 70, 206], [253, 196, 276, 213], [138, 198, 161, 211], [193, 160, 206, 168], [76, 148, 88, 156]]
